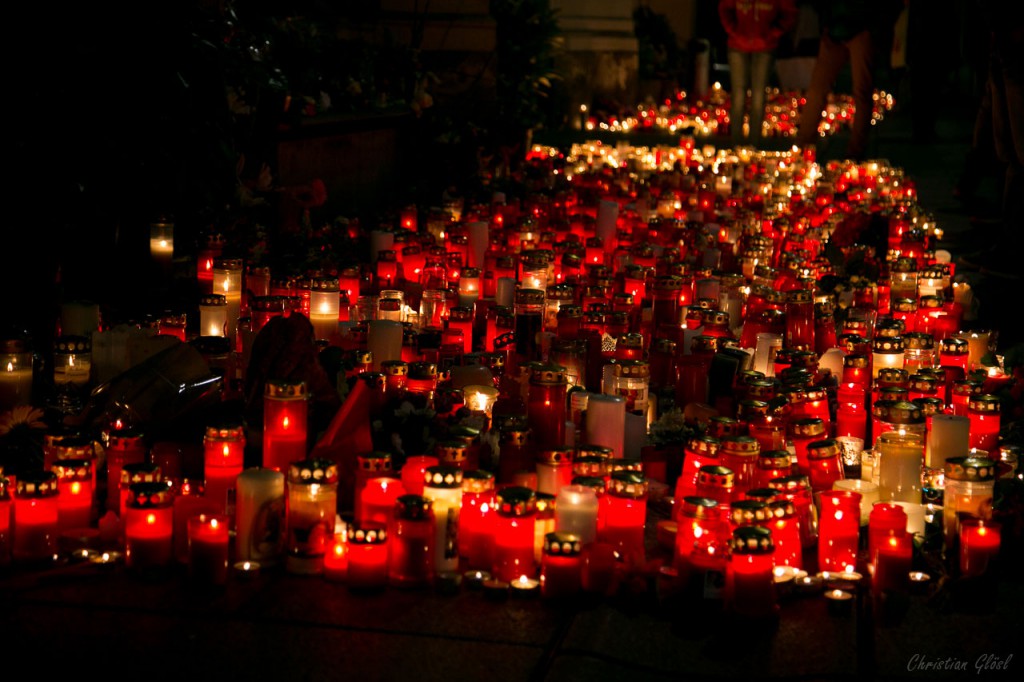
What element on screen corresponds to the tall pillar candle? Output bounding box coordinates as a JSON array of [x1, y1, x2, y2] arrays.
[[585, 394, 626, 459], [877, 431, 924, 503], [368, 320, 404, 369]]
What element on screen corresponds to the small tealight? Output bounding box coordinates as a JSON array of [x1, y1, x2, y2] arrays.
[[773, 566, 802, 598], [89, 551, 123, 566], [463, 570, 492, 589], [234, 560, 261, 580], [435, 571, 462, 595], [795, 573, 824, 595], [510, 575, 540, 597], [825, 588, 854, 616], [482, 578, 510, 601], [908, 571, 931, 595]]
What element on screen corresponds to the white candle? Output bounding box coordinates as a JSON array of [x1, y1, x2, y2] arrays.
[[367, 320, 403, 369], [585, 393, 626, 459], [926, 414, 970, 470], [235, 468, 285, 565], [0, 358, 33, 409], [555, 484, 599, 544], [753, 333, 782, 375], [890, 500, 926, 537]]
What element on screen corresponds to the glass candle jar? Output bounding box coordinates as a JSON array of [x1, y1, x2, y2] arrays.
[[212, 258, 243, 342], [959, 519, 1000, 578], [599, 471, 648, 566], [53, 335, 91, 390], [235, 467, 285, 566], [124, 482, 174, 571], [818, 489, 861, 573], [789, 417, 826, 473], [939, 337, 969, 377], [514, 288, 545, 362], [555, 484, 600, 545], [943, 456, 995, 552], [119, 462, 162, 519], [719, 436, 760, 495], [263, 379, 308, 472], [728, 525, 777, 619], [422, 466, 463, 574], [872, 529, 912, 594], [527, 363, 567, 450], [0, 338, 34, 410], [308, 276, 340, 341], [460, 470, 495, 569], [493, 486, 537, 582], [675, 436, 721, 505], [52, 458, 94, 531], [13, 471, 59, 563], [868, 502, 907, 561], [876, 430, 924, 503], [541, 532, 583, 599], [286, 459, 338, 575], [753, 450, 793, 490], [0, 476, 10, 562], [203, 422, 245, 515], [806, 439, 845, 493], [358, 476, 405, 528], [348, 522, 389, 590], [696, 465, 735, 514], [967, 394, 1001, 452], [872, 336, 905, 380], [769, 475, 818, 548], [536, 446, 574, 497], [187, 513, 230, 586], [763, 499, 801, 568], [872, 400, 926, 446], [388, 494, 434, 588]]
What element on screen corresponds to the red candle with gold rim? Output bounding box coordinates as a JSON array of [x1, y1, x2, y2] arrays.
[[727, 525, 777, 619], [203, 422, 245, 515], [959, 519, 1000, 578], [13, 472, 59, 563], [460, 470, 496, 569], [124, 482, 174, 571], [53, 458, 94, 531], [818, 490, 861, 573], [188, 513, 230, 586], [493, 486, 537, 582], [262, 379, 308, 473]]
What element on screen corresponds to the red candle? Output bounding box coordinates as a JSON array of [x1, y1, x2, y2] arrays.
[[0, 477, 11, 563], [347, 523, 389, 590], [753, 451, 793, 490], [967, 395, 1001, 452], [105, 428, 147, 512], [493, 487, 537, 582], [401, 456, 438, 496], [527, 364, 567, 450], [203, 422, 245, 514], [806, 440, 845, 492], [872, 530, 911, 594], [323, 531, 349, 582], [53, 459, 94, 531], [769, 475, 818, 548], [789, 418, 826, 473], [119, 462, 162, 520], [188, 513, 230, 586], [124, 482, 174, 571], [959, 519, 1000, 578], [358, 477, 406, 527], [389, 494, 435, 588], [674, 436, 720, 508], [460, 471, 496, 570], [728, 526, 777, 619], [818, 490, 861, 573], [868, 503, 907, 559], [719, 436, 760, 496], [173, 480, 219, 564], [763, 499, 801, 568], [599, 472, 648, 566], [13, 472, 59, 563], [262, 379, 308, 472], [541, 532, 583, 599]]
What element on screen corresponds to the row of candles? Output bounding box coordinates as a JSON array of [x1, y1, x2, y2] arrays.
[[3, 140, 1014, 616]]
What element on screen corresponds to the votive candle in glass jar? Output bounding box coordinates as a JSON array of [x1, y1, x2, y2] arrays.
[[762, 499, 801, 568], [0, 337, 34, 411], [527, 364, 567, 449], [212, 258, 243, 341], [199, 294, 228, 337], [348, 522, 389, 590], [286, 459, 338, 575], [872, 529, 911, 593], [753, 450, 793, 490], [951, 379, 983, 417], [493, 486, 537, 582], [926, 413, 969, 470], [806, 439, 845, 493], [537, 447, 574, 497], [120, 462, 161, 519], [53, 458, 94, 531], [235, 467, 285, 566], [696, 465, 735, 515], [728, 525, 777, 619], [868, 502, 908, 560], [872, 401, 926, 446], [719, 436, 760, 495], [149, 216, 174, 271], [460, 470, 495, 569], [674, 436, 721, 505], [789, 418, 826, 473], [514, 288, 545, 362], [939, 336, 969, 377], [203, 421, 245, 515], [599, 471, 648, 566], [124, 482, 174, 571], [422, 466, 463, 574], [967, 394, 1000, 452], [389, 494, 434, 588], [903, 332, 936, 373], [263, 379, 308, 472], [876, 430, 924, 503], [309, 276, 340, 341], [818, 489, 861, 573], [872, 336, 905, 380], [13, 471, 59, 563], [555, 484, 600, 545], [541, 532, 582, 599], [748, 415, 786, 453], [769, 475, 818, 548], [359, 476, 405, 528], [188, 513, 230, 586], [943, 456, 995, 552], [354, 452, 394, 514], [0, 476, 10, 563], [959, 519, 1000, 578], [53, 335, 91, 390], [834, 478, 879, 526]]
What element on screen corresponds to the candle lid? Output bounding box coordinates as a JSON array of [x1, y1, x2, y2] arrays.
[[737, 400, 769, 421], [537, 447, 574, 466], [515, 288, 546, 306], [872, 336, 904, 353], [535, 492, 556, 515], [358, 452, 393, 472], [721, 435, 760, 456], [687, 435, 721, 456], [704, 310, 730, 327], [680, 496, 720, 519], [876, 318, 904, 337], [945, 456, 996, 481], [380, 360, 409, 377], [54, 335, 91, 355], [449, 306, 473, 323], [769, 474, 811, 493], [423, 465, 463, 489], [265, 379, 307, 399], [968, 394, 1000, 412], [940, 337, 968, 354], [730, 499, 769, 526], [766, 498, 796, 519], [15, 470, 59, 497], [919, 295, 943, 310], [544, 532, 582, 556], [654, 275, 683, 292], [806, 439, 841, 460], [213, 258, 243, 271], [435, 442, 468, 465], [252, 296, 288, 314], [127, 481, 173, 508], [697, 465, 735, 489], [892, 298, 917, 313], [787, 289, 813, 304], [557, 305, 583, 320], [461, 469, 495, 493], [122, 462, 161, 485], [910, 397, 943, 417], [204, 421, 246, 442], [310, 276, 339, 292], [200, 294, 227, 307], [51, 435, 96, 460], [892, 257, 917, 273], [877, 367, 910, 386], [953, 379, 984, 397], [608, 471, 648, 498], [52, 458, 93, 482], [496, 486, 537, 516], [408, 362, 438, 380], [839, 336, 870, 354], [690, 335, 719, 354], [872, 400, 924, 424], [757, 450, 792, 470], [789, 417, 825, 438], [288, 459, 338, 485], [730, 525, 774, 554], [545, 284, 575, 302], [708, 416, 740, 438], [571, 475, 606, 494], [350, 523, 388, 544]]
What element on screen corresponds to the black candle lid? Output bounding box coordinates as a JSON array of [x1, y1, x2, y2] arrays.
[[424, 466, 463, 489]]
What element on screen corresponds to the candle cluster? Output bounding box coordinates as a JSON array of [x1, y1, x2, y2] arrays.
[[1, 137, 1016, 617]]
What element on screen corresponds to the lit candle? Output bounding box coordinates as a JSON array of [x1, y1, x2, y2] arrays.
[[728, 525, 777, 619], [212, 259, 243, 343], [285, 459, 338, 575], [388, 495, 434, 588], [460, 470, 495, 569], [959, 519, 1000, 578], [347, 523, 389, 590], [52, 459, 94, 531], [309, 276, 340, 341], [188, 513, 230, 586], [358, 476, 405, 527], [967, 394, 1000, 452], [323, 531, 349, 582], [876, 430, 924, 503], [493, 487, 537, 582], [124, 482, 175, 572], [541, 532, 582, 599], [422, 467, 463, 574], [203, 422, 245, 514], [818, 490, 861, 573], [262, 380, 308, 472], [12, 472, 60, 563], [149, 217, 174, 270], [0, 348, 33, 411], [942, 455, 995, 550], [235, 468, 285, 566], [833, 478, 879, 525]]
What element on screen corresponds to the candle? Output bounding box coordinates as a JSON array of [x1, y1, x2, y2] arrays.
[[728, 525, 777, 619], [359, 477, 406, 527], [203, 422, 245, 514], [943, 455, 995, 550], [262, 379, 308, 472], [309, 276, 341, 340], [389, 494, 435, 588], [235, 468, 285, 565], [368, 320, 404, 369], [174, 480, 219, 564], [149, 217, 174, 270], [347, 523, 389, 590], [124, 482, 175, 572], [199, 294, 228, 337], [824, 588, 854, 616], [285, 459, 338, 575], [541, 532, 582, 599], [585, 394, 626, 459], [12, 472, 60, 563], [422, 467, 463, 574], [876, 430, 924, 503], [52, 458, 94, 531], [400, 456, 438, 497], [212, 259, 243, 343], [323, 531, 349, 582], [0, 348, 33, 411], [833, 479, 879, 525], [818, 490, 861, 573], [967, 395, 1001, 452], [959, 519, 1000, 578], [188, 513, 230, 586], [493, 487, 537, 582], [555, 484, 599, 545]]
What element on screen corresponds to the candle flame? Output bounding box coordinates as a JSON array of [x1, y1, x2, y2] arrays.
[[146, 513, 156, 525], [282, 416, 290, 429], [210, 518, 219, 529], [223, 444, 230, 458], [242, 561, 252, 570], [71, 482, 81, 495], [5, 362, 11, 372]]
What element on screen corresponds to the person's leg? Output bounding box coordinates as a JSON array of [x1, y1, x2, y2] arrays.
[[749, 51, 773, 141], [796, 35, 848, 147], [845, 29, 875, 160], [728, 49, 750, 142]]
